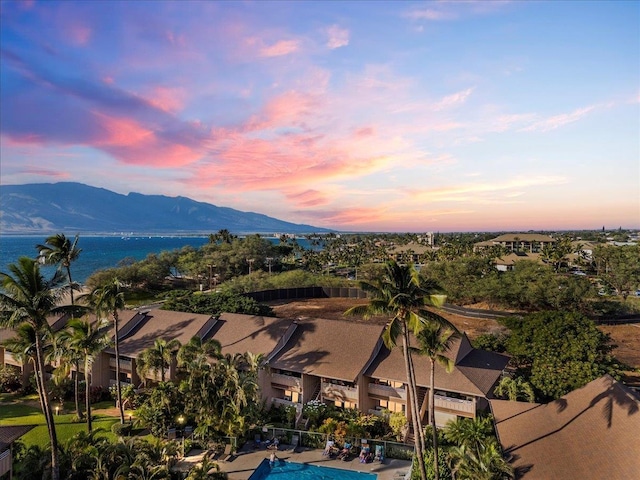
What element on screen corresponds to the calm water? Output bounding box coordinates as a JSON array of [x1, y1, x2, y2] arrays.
[[249, 459, 377, 480], [0, 235, 209, 284], [0, 235, 314, 284]]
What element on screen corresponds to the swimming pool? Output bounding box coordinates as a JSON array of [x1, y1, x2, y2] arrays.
[[248, 459, 378, 480]]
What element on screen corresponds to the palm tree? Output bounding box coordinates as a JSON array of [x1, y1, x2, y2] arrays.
[[82, 278, 127, 423], [53, 331, 85, 420], [57, 318, 112, 431], [416, 324, 460, 480], [0, 257, 67, 480], [448, 438, 514, 480], [37, 233, 82, 305], [493, 376, 536, 403], [177, 336, 222, 369], [137, 338, 181, 385], [345, 260, 454, 480]]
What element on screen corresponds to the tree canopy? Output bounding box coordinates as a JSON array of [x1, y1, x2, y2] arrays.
[[501, 311, 622, 400]]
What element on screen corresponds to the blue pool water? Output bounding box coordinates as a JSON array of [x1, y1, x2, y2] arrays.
[[249, 459, 378, 480]]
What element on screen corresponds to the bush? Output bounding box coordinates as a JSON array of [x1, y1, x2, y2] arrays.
[[0, 366, 22, 393], [111, 422, 132, 437]]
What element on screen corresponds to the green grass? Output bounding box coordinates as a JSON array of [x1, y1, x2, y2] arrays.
[[0, 397, 119, 447]]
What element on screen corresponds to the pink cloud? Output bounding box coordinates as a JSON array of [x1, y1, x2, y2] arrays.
[[285, 189, 330, 207], [260, 39, 300, 57], [433, 87, 474, 110], [22, 167, 70, 178], [68, 24, 92, 46], [520, 106, 596, 132], [145, 86, 186, 113], [91, 112, 202, 167], [325, 25, 349, 49], [354, 127, 375, 138]]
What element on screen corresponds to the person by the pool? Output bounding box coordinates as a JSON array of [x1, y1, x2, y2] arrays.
[[269, 451, 277, 467]]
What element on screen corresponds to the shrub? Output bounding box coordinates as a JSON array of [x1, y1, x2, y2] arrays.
[[0, 366, 22, 393], [111, 422, 132, 437]]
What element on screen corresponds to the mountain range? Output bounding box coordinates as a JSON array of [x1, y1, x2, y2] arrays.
[[0, 182, 329, 234]]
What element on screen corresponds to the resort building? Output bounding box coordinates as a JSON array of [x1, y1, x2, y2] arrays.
[[3, 306, 510, 438], [0, 313, 71, 385], [474, 233, 556, 254], [490, 375, 640, 479]]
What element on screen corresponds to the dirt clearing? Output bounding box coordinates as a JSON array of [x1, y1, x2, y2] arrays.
[[267, 297, 640, 372]]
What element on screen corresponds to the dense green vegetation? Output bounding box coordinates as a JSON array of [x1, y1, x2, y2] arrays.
[[2, 229, 639, 479], [474, 311, 624, 402]]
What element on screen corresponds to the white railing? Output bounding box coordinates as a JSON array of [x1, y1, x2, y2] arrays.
[[434, 394, 474, 414], [368, 383, 407, 400], [321, 382, 358, 401], [271, 373, 302, 390]]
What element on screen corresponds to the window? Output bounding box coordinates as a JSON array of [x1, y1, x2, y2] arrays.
[[377, 399, 405, 413]]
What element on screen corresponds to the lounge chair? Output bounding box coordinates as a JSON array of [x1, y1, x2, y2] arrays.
[[337, 442, 352, 461], [289, 435, 299, 453], [253, 434, 262, 449], [374, 445, 384, 463], [322, 439, 335, 456], [220, 444, 233, 462], [359, 446, 371, 463]]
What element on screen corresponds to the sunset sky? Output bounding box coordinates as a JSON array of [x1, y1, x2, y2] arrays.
[[1, 1, 638, 232]]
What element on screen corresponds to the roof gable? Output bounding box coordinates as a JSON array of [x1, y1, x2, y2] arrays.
[[491, 375, 640, 479]]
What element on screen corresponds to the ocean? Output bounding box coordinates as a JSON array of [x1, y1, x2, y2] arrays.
[[0, 235, 214, 284], [0, 235, 316, 284]]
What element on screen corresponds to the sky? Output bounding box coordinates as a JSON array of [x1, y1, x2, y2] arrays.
[[1, 0, 638, 233]]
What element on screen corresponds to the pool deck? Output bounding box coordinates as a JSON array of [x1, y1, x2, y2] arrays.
[[176, 443, 412, 480]]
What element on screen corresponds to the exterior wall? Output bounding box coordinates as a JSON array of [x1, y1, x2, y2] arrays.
[[301, 373, 319, 404], [0, 447, 11, 478]]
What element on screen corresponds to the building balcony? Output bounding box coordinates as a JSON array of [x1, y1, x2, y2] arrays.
[[271, 373, 302, 391], [368, 383, 407, 400], [434, 394, 475, 414], [321, 382, 358, 401], [272, 398, 303, 413], [109, 357, 133, 372]]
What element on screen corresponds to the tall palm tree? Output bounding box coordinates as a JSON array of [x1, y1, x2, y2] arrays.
[[0, 257, 67, 480], [345, 260, 454, 480], [416, 323, 459, 480], [57, 318, 112, 431], [2, 323, 52, 413], [82, 278, 127, 423], [53, 331, 85, 420], [137, 338, 181, 385], [37, 233, 82, 305]]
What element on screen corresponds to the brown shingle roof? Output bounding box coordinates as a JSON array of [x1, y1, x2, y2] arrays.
[[211, 313, 296, 357], [491, 375, 640, 479], [0, 425, 35, 451], [490, 234, 556, 243], [268, 317, 385, 383], [366, 334, 509, 397], [115, 309, 214, 358]]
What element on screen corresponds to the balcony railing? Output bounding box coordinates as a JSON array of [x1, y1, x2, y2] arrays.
[[272, 398, 303, 413], [434, 394, 475, 414], [109, 357, 133, 371], [368, 383, 407, 400], [271, 373, 302, 391], [321, 382, 358, 401]]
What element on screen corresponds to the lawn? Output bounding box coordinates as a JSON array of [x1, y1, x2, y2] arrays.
[[0, 397, 120, 448]]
